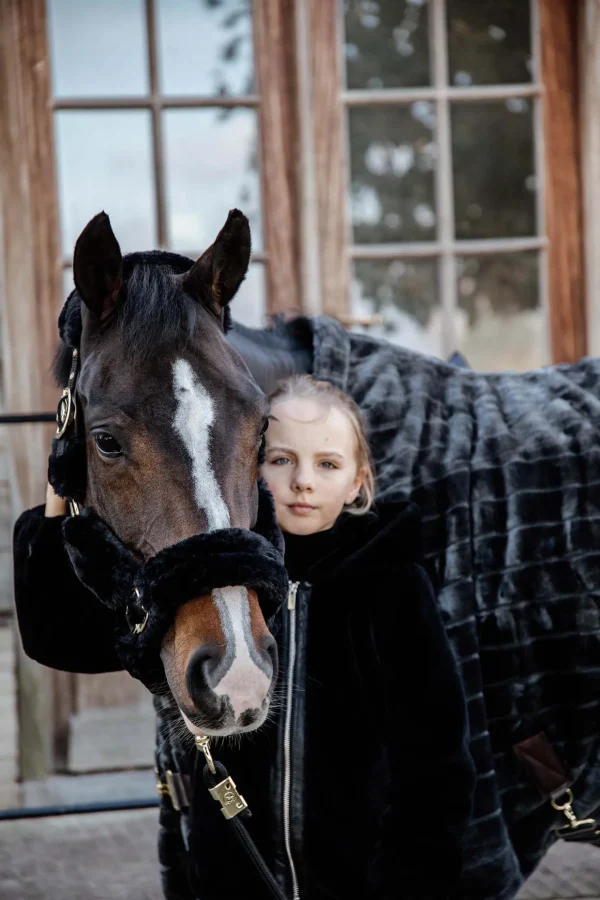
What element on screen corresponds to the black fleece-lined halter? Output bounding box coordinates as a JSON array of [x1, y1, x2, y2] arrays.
[[48, 289, 288, 692]]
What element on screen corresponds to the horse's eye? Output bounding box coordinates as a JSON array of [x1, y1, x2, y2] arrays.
[[94, 432, 123, 458]]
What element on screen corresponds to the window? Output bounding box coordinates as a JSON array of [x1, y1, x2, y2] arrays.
[[49, 0, 267, 327], [341, 0, 547, 370]]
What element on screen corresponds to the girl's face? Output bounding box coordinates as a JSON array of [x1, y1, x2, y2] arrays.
[[262, 396, 366, 535]]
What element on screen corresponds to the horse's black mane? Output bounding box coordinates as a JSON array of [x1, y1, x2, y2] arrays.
[[53, 250, 311, 387]]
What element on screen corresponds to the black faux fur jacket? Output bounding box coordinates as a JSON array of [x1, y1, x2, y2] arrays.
[[14, 500, 475, 900]]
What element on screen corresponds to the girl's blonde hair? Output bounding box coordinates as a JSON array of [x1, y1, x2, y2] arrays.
[[267, 375, 375, 515]]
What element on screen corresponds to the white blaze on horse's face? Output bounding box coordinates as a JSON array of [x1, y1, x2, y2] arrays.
[[172, 359, 271, 733]]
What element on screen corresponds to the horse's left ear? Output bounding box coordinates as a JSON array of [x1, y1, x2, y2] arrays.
[[182, 209, 251, 319], [73, 212, 123, 320]]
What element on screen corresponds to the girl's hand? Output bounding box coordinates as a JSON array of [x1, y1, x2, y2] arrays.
[[45, 482, 67, 517]]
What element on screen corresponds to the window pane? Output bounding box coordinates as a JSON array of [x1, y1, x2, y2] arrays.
[[452, 101, 536, 239], [48, 0, 148, 98], [231, 264, 266, 328], [351, 259, 440, 355], [157, 0, 254, 97], [455, 252, 543, 370], [55, 111, 156, 256], [447, 0, 532, 87], [163, 108, 262, 253], [344, 0, 430, 89], [348, 104, 437, 244]]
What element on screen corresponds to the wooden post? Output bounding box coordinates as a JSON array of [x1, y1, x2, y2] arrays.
[[540, 0, 586, 363], [253, 0, 302, 317], [580, 0, 600, 357], [0, 0, 63, 779], [308, 0, 350, 319]]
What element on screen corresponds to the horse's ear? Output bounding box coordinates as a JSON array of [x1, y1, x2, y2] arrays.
[[73, 212, 123, 320], [182, 209, 251, 317]]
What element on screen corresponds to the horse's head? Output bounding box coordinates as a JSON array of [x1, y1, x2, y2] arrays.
[[64, 210, 277, 736]]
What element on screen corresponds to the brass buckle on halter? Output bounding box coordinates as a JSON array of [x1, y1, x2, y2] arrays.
[[56, 387, 75, 438], [126, 587, 149, 635], [56, 348, 79, 438]]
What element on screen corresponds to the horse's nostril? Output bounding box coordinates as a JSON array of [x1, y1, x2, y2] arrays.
[[186, 643, 221, 698], [262, 634, 278, 675]]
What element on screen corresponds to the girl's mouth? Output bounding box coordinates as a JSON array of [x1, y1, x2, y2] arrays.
[[288, 503, 316, 515]]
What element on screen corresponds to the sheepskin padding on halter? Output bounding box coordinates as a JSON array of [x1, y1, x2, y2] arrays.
[[62, 479, 288, 691]]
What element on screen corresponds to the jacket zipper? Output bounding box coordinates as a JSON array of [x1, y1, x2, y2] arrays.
[[282, 580, 300, 900]]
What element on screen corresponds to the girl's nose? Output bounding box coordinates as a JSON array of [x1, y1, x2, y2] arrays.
[[292, 468, 314, 492]]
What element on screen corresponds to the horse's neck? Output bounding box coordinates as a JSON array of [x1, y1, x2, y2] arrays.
[[227, 320, 313, 394]]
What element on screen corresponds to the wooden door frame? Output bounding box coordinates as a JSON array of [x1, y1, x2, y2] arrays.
[[0, 0, 63, 780], [580, 0, 600, 358], [540, 0, 586, 363]]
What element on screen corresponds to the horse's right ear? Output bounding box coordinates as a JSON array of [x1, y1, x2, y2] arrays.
[[73, 212, 123, 320], [182, 209, 251, 318]]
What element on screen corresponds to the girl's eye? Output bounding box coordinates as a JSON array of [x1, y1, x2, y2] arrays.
[[320, 460, 337, 470], [271, 457, 290, 466], [94, 432, 123, 458]]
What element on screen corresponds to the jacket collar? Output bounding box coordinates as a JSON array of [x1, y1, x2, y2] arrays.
[[283, 500, 423, 583]]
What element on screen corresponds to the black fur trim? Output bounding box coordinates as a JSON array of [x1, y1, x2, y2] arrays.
[[254, 477, 284, 556], [58, 290, 83, 350], [62, 481, 287, 691], [48, 428, 87, 502], [62, 509, 139, 610]]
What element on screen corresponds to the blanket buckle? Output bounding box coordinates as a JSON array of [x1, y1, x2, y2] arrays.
[[154, 767, 191, 812]]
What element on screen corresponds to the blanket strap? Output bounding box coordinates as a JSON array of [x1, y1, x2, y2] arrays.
[[513, 732, 600, 845]]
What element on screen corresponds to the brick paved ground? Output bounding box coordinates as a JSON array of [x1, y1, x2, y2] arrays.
[[0, 807, 599, 899], [517, 840, 600, 899]]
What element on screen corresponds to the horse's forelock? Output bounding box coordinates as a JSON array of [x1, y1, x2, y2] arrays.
[[53, 251, 234, 387]]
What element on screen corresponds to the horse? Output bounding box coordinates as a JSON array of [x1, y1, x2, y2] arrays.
[[53, 210, 600, 899], [54, 209, 299, 737]]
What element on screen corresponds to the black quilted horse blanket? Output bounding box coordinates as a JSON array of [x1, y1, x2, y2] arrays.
[[309, 315, 600, 899]]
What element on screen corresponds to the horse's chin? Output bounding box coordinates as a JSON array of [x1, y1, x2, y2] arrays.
[[181, 706, 269, 738]]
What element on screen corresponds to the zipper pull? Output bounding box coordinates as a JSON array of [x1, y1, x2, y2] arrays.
[[287, 581, 299, 610]]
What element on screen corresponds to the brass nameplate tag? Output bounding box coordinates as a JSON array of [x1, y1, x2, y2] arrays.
[[208, 776, 249, 820]]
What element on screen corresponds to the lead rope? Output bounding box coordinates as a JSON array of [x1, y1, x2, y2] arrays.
[[195, 735, 290, 900]]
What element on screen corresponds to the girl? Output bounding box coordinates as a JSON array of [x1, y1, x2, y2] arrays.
[[13, 375, 475, 900]]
